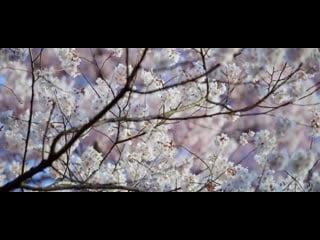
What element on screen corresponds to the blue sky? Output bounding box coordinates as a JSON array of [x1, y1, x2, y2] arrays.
[[0, 75, 5, 84]]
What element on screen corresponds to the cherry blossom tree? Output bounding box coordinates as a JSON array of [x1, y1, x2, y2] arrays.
[[0, 48, 320, 192]]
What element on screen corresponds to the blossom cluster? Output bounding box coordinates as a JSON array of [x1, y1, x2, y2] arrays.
[[0, 48, 320, 192]]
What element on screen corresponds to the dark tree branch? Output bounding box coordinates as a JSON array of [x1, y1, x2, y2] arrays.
[[21, 49, 37, 176], [0, 48, 149, 192], [22, 183, 141, 192]]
